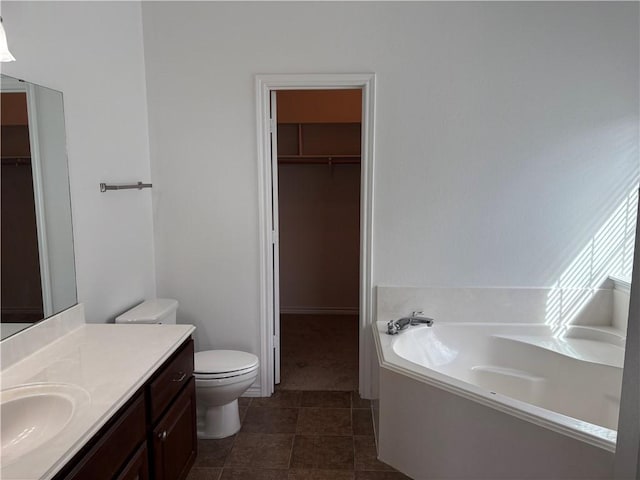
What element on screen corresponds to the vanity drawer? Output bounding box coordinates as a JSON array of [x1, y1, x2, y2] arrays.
[[149, 339, 194, 422], [63, 393, 146, 480]]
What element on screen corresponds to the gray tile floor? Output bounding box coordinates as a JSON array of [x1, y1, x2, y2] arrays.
[[187, 391, 410, 480], [279, 315, 359, 391]]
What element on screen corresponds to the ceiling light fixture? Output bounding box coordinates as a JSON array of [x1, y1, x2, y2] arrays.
[[0, 17, 16, 62]]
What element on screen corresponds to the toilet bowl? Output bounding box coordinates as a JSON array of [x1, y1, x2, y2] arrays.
[[195, 350, 259, 438], [116, 299, 259, 439]]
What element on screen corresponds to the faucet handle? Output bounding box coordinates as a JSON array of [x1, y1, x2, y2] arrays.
[[411, 310, 424, 317], [387, 320, 398, 335]]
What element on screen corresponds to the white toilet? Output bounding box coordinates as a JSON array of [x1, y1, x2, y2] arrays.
[[116, 299, 259, 439]]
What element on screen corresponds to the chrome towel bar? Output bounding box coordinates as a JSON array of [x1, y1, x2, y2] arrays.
[[100, 182, 152, 192]]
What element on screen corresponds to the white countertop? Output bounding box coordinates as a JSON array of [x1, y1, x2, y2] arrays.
[[0, 322, 195, 480]]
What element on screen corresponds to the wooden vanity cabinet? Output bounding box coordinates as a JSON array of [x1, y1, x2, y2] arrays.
[[61, 394, 147, 480], [55, 338, 196, 480], [149, 340, 197, 480], [151, 379, 197, 480], [149, 339, 195, 422], [116, 443, 150, 480]]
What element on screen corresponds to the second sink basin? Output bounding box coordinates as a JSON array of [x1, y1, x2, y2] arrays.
[[1, 383, 90, 464]]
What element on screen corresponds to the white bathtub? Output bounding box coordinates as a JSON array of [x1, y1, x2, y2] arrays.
[[373, 321, 625, 479]]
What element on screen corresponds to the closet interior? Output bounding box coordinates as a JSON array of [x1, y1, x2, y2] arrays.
[[1, 92, 43, 324], [276, 89, 362, 391]]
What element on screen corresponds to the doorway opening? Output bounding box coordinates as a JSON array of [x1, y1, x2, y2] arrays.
[[276, 89, 362, 390], [256, 74, 376, 398]]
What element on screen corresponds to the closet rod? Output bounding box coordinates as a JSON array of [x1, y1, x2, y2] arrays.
[[100, 181, 152, 192], [278, 155, 360, 166]]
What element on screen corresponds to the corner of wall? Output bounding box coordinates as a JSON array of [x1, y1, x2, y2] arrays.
[[611, 278, 631, 333]]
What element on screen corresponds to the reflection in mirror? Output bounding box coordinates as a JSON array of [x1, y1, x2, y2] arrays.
[[1, 75, 76, 340]]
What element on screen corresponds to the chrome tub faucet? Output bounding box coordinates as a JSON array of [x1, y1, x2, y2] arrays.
[[387, 311, 435, 335]]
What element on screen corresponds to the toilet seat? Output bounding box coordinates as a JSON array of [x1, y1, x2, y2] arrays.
[[195, 364, 259, 380], [194, 350, 259, 379]]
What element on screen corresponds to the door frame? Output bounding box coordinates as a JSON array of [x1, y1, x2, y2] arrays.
[[255, 73, 376, 397]]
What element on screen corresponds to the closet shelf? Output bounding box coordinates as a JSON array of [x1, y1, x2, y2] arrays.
[[277, 122, 361, 166], [1, 156, 31, 165], [278, 155, 360, 165]]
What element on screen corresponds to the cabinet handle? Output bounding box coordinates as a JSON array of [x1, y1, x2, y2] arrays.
[[172, 371, 187, 382], [159, 430, 167, 441]]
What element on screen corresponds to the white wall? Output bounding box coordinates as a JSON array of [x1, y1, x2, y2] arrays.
[[1, 1, 156, 322], [142, 2, 638, 362]]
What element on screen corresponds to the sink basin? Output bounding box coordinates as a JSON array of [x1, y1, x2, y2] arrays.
[[1, 383, 90, 464]]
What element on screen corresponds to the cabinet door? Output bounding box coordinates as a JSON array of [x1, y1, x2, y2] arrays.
[[61, 394, 146, 480], [152, 378, 197, 480], [115, 443, 149, 480]]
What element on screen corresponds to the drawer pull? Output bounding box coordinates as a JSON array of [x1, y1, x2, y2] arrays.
[[159, 430, 167, 441], [172, 371, 187, 383]]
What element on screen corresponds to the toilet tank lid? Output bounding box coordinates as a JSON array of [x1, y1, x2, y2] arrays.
[[116, 298, 178, 323]]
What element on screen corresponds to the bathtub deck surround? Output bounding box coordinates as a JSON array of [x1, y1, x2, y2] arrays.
[[0, 304, 195, 480], [374, 322, 619, 479], [372, 285, 629, 479], [377, 282, 628, 331]]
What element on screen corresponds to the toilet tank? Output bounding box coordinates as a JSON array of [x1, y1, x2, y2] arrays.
[[115, 299, 179, 324]]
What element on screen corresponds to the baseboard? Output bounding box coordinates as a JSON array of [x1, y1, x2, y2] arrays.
[[280, 306, 359, 315], [242, 384, 263, 398]]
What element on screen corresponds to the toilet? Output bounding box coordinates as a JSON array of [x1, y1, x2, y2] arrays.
[[115, 299, 259, 439]]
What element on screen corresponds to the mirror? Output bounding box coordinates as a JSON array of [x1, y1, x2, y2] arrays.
[[1, 74, 76, 340]]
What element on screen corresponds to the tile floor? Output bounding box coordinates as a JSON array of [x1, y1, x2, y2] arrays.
[[186, 390, 410, 480], [279, 314, 359, 391]]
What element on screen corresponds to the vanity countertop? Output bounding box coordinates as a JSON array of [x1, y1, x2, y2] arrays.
[[0, 321, 195, 480]]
